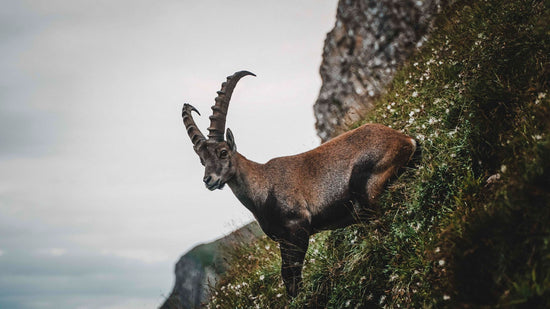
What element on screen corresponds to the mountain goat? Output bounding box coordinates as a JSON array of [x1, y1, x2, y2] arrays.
[[181, 71, 416, 297]]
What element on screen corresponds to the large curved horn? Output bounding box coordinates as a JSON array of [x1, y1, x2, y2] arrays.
[[207, 70, 256, 141], [182, 103, 206, 149]]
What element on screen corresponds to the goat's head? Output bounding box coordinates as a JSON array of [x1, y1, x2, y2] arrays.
[[182, 71, 255, 190]]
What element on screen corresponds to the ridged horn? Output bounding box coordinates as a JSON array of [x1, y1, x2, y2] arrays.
[[182, 103, 206, 148], [207, 70, 256, 141]]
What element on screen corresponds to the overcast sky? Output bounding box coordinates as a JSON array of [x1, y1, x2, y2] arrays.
[[0, 0, 337, 308]]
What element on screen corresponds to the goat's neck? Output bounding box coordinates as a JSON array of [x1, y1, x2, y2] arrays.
[[227, 152, 268, 215]]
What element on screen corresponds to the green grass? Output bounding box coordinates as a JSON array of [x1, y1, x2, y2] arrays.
[[205, 0, 550, 307]]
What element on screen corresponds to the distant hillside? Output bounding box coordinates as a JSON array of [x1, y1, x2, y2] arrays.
[[160, 222, 262, 309], [204, 0, 550, 308]]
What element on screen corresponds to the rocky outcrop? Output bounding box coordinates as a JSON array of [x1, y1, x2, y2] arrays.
[[160, 222, 262, 309], [314, 0, 446, 141]]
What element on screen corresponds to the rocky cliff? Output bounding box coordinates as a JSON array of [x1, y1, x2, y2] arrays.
[[314, 0, 445, 141], [160, 222, 262, 309]]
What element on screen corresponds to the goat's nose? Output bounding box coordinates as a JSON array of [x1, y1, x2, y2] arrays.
[[203, 175, 212, 184]]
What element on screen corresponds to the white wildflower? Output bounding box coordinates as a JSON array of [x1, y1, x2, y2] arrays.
[[259, 274, 265, 281], [409, 111, 415, 117], [265, 245, 270, 250], [438, 259, 446, 266], [443, 295, 451, 301], [448, 129, 457, 137], [435, 247, 441, 253], [500, 165, 507, 173], [276, 293, 283, 298], [412, 91, 419, 97]]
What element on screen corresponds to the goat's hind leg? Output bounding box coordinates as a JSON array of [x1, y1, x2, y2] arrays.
[[366, 140, 416, 206], [365, 168, 398, 207]]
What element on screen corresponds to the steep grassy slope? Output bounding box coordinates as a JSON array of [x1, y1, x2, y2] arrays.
[[205, 0, 549, 308]]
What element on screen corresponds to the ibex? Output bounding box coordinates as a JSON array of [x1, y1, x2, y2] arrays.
[[181, 71, 416, 298]]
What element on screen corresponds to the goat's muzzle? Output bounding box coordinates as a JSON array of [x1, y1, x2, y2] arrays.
[[203, 175, 225, 191]]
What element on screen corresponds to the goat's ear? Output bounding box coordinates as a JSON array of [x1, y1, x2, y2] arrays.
[[226, 128, 237, 151]]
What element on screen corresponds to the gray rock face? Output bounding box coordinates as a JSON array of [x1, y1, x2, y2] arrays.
[[160, 253, 207, 309], [160, 222, 262, 309], [314, 0, 445, 141]]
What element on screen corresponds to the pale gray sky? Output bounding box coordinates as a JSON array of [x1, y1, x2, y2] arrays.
[[0, 0, 337, 308]]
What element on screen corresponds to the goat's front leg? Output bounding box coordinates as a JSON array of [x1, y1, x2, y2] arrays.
[[279, 222, 310, 298]]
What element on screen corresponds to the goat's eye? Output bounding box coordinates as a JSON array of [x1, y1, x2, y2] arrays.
[[219, 150, 228, 159]]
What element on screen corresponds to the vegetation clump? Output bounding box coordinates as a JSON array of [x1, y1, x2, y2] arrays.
[[206, 0, 549, 307]]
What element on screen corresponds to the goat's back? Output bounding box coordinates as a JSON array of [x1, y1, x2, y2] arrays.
[[262, 123, 415, 211]]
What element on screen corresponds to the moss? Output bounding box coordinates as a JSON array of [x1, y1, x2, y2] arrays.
[[205, 0, 550, 307]]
